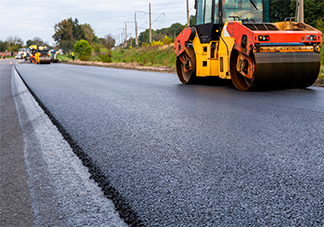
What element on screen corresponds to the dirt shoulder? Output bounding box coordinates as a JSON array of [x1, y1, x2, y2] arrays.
[[62, 60, 324, 87], [63, 60, 176, 74]]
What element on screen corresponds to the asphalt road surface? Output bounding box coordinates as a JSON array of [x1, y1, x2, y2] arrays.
[[15, 63, 324, 226]]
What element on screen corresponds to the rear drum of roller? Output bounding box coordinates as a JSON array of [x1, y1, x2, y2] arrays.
[[231, 50, 321, 91]]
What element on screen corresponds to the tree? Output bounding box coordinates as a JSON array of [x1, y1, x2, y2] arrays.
[[190, 15, 196, 26], [72, 18, 85, 41], [270, 0, 293, 22], [53, 18, 73, 45], [26, 39, 33, 47], [0, 41, 6, 52], [303, 0, 324, 28], [102, 34, 115, 51], [138, 29, 155, 46], [5, 36, 23, 53], [166, 23, 186, 38], [269, 0, 324, 28], [153, 33, 164, 42], [61, 40, 74, 54], [26, 37, 46, 47], [82, 23, 98, 46], [316, 18, 324, 33], [52, 17, 85, 48], [74, 39, 92, 61]]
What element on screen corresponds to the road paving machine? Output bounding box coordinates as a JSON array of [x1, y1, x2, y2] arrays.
[[37, 45, 51, 64], [175, 0, 322, 90], [28, 45, 51, 64]]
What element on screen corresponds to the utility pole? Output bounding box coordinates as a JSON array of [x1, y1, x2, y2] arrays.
[[149, 3, 152, 43], [117, 28, 124, 49], [134, 13, 138, 48], [125, 22, 128, 48], [297, 0, 304, 23], [186, 0, 190, 27], [135, 10, 150, 48], [124, 21, 135, 48]]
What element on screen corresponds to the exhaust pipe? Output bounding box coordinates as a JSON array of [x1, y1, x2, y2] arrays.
[[297, 0, 304, 23]]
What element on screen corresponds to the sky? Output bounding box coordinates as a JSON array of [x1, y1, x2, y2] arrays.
[[0, 0, 195, 46]]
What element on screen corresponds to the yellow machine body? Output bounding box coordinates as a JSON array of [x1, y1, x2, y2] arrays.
[[191, 22, 235, 80]]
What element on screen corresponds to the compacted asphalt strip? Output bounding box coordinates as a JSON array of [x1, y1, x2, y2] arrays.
[[0, 60, 33, 226], [13, 62, 324, 226], [0, 59, 127, 226]]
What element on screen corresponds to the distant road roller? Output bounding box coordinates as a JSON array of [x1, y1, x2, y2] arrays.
[[175, 0, 322, 91]]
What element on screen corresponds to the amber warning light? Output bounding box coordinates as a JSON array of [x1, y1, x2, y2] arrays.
[[258, 35, 270, 41], [306, 35, 316, 41]]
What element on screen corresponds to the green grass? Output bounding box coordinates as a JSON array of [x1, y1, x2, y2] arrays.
[[319, 65, 324, 79], [319, 45, 324, 79], [111, 45, 176, 69], [57, 54, 73, 61]]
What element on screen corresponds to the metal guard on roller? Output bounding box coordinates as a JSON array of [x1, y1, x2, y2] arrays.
[[226, 22, 322, 56], [227, 22, 322, 91], [174, 27, 196, 57]]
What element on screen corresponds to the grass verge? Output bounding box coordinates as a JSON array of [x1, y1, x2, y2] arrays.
[[319, 65, 324, 79], [319, 45, 324, 79], [57, 54, 73, 61], [111, 45, 176, 69]]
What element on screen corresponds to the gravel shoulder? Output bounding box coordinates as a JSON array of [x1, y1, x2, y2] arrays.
[[63, 60, 176, 74]]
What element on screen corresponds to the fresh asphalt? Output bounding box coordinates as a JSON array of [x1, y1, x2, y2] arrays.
[[11, 62, 324, 226]]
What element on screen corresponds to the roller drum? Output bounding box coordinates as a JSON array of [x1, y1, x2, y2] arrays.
[[231, 51, 320, 91]]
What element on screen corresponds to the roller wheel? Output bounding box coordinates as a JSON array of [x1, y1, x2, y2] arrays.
[[230, 49, 256, 91], [176, 47, 196, 84]]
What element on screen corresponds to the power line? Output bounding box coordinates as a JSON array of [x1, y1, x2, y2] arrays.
[[154, 0, 178, 11]]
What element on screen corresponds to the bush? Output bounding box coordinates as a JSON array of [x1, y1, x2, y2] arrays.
[[74, 39, 92, 61], [106, 49, 112, 58], [321, 45, 324, 65], [99, 54, 112, 63], [162, 36, 173, 45], [93, 44, 101, 55], [151, 40, 163, 46]]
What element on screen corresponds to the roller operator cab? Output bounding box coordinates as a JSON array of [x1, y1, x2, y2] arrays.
[[175, 0, 322, 91]]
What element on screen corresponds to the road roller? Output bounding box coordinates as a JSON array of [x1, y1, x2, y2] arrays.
[[174, 0, 322, 91]]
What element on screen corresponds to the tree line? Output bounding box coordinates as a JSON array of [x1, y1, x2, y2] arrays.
[[52, 17, 115, 55]]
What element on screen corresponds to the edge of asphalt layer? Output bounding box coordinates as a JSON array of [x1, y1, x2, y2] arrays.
[[12, 65, 136, 226]]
